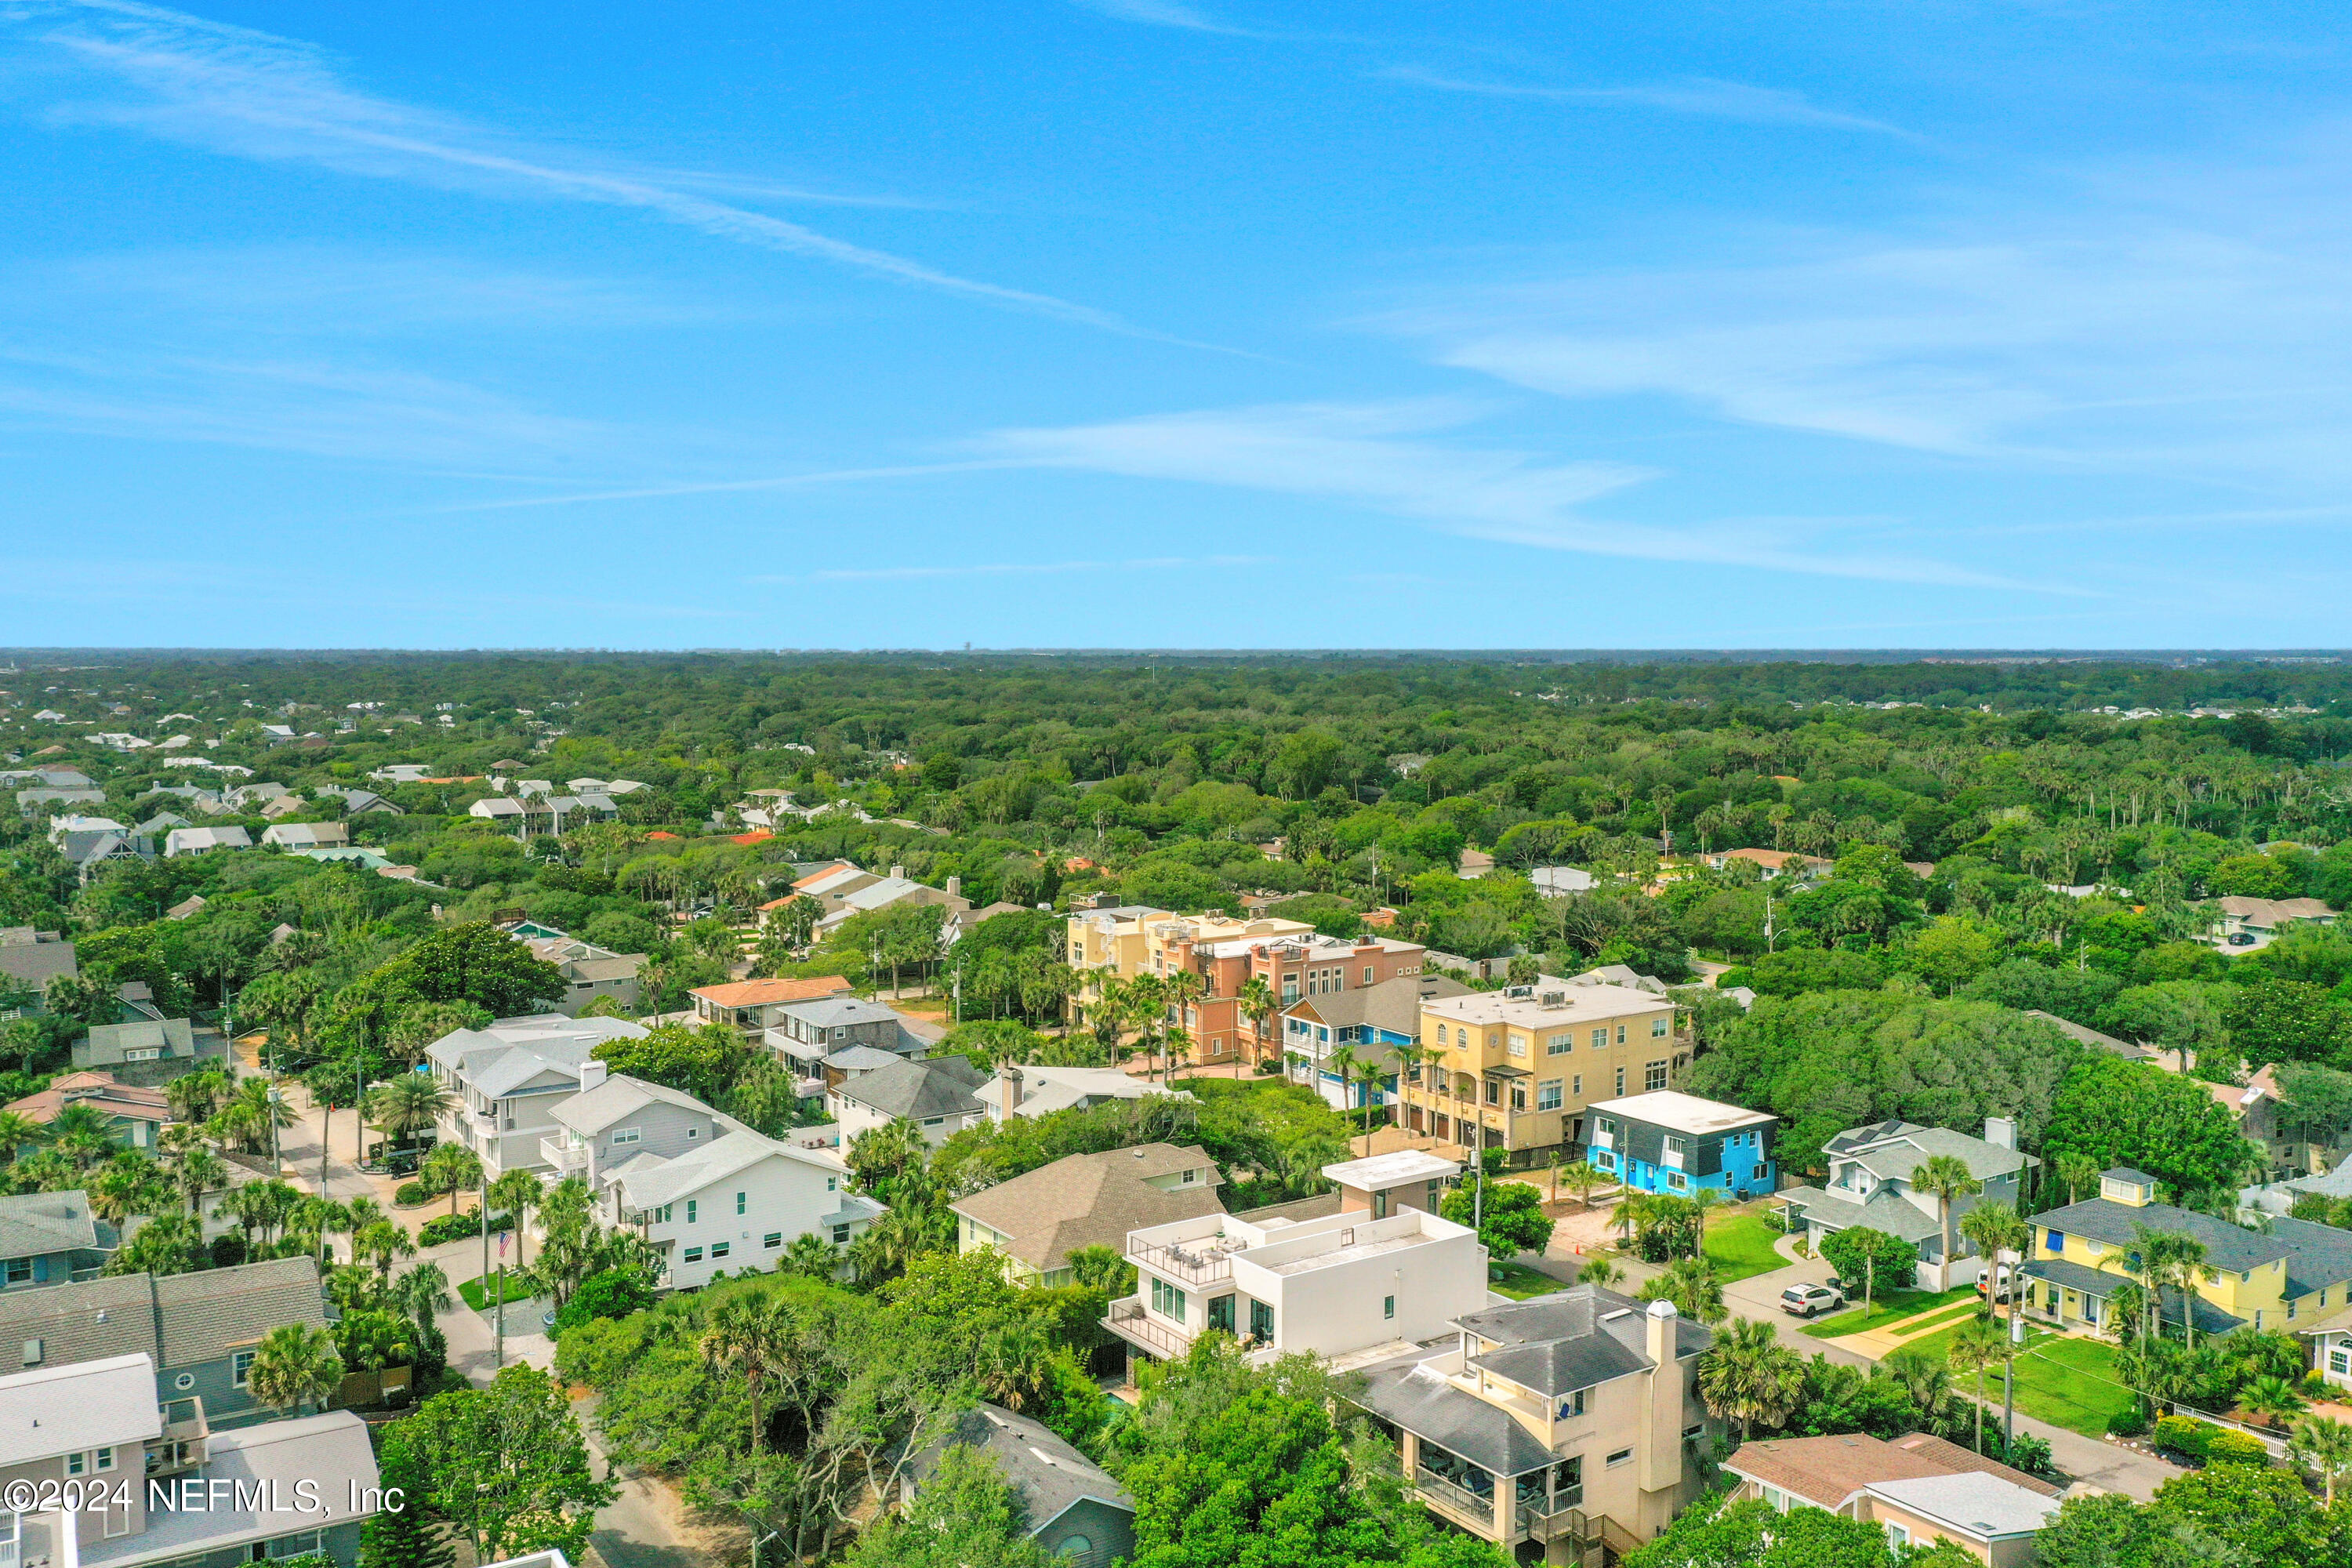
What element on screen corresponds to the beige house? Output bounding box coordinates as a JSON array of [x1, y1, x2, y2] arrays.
[[1400, 978, 1688, 1166], [951, 1143, 1223, 1288], [1722, 1432, 2063, 1567], [1351, 1290, 1719, 1563]]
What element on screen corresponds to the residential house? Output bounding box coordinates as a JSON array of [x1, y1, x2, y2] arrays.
[[826, 1055, 988, 1145], [162, 826, 250, 858], [1530, 866, 1599, 897], [2022, 1010, 2151, 1062], [514, 928, 647, 1016], [790, 860, 884, 916], [1399, 978, 1689, 1168], [1584, 1091, 1779, 1200], [5, 1073, 171, 1153], [369, 764, 434, 784], [1778, 1120, 2035, 1290], [952, 1143, 1224, 1288], [2024, 1167, 2352, 1337], [223, 783, 289, 811], [1105, 1160, 1486, 1370], [162, 896, 206, 922], [0, 1256, 334, 1427], [904, 1404, 1134, 1568], [1350, 1290, 1721, 1561], [260, 821, 351, 850], [0, 927, 77, 1013], [557, 1069, 877, 1289], [136, 813, 191, 837], [0, 1191, 110, 1287], [764, 995, 936, 1087], [72, 1014, 203, 1073], [1704, 848, 1833, 880], [47, 814, 129, 842], [55, 827, 154, 884], [977, 1062, 1190, 1123], [689, 975, 855, 1030], [426, 1013, 651, 1178], [16, 786, 107, 817], [315, 786, 401, 817], [2205, 895, 2338, 950], [1283, 973, 1472, 1113], [0, 1353, 378, 1568], [1722, 1432, 2063, 1568], [810, 870, 973, 936]]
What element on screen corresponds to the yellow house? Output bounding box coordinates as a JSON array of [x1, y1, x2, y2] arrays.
[[2023, 1167, 2352, 1337], [1400, 978, 1686, 1165]]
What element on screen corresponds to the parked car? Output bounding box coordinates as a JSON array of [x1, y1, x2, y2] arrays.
[[1976, 1264, 2019, 1301], [1779, 1282, 1847, 1318], [2229, 933, 2257, 946]]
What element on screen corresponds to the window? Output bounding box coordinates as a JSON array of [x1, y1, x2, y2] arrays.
[[175, 1373, 194, 1391], [1606, 1448, 1632, 1468], [1384, 1294, 1396, 1320], [124, 1047, 161, 1062], [1572, 1075, 1582, 1096], [687, 1200, 698, 1224], [1646, 1061, 1668, 1092], [1593, 1151, 1616, 1172], [1615, 1067, 1625, 1095], [833, 1027, 847, 1041], [1485, 1079, 1501, 1105], [1508, 1033, 1526, 1058], [2045, 1230, 2065, 1253], [1510, 1083, 1526, 1111], [1651, 1016, 1670, 1038], [765, 1232, 783, 1249], [653, 1204, 673, 1223], [94, 1446, 113, 1472], [232, 1349, 256, 1388], [736, 1191, 746, 1215], [1762, 1485, 1791, 1513], [1436, 1025, 1449, 1046], [1666, 1171, 1689, 1192], [832, 1224, 851, 1244], [2332, 1348, 2349, 1375], [1181, 1167, 1197, 1184], [710, 1243, 731, 1259], [1546, 1032, 1572, 1055], [686, 1127, 698, 1139], [1663, 1134, 1687, 1160], [1590, 1028, 1608, 1049], [684, 1247, 703, 1264], [611, 1127, 641, 1145], [67, 1450, 85, 1476], [1537, 1079, 1563, 1112], [923, 1116, 946, 1127], [1363, 967, 1374, 984], [1558, 1388, 1586, 1418], [826, 1176, 838, 1192], [1151, 1277, 1189, 1321], [1884, 1524, 1911, 1549], [2, 1258, 28, 1284]]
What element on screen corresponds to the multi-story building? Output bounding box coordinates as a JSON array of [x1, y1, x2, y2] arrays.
[[552, 1070, 879, 1290], [426, 1013, 651, 1178], [1065, 902, 1427, 1067], [1584, 1091, 1778, 1200], [1282, 973, 1472, 1114], [1779, 1120, 2035, 1290], [0, 1352, 379, 1568], [764, 995, 935, 1094], [689, 975, 855, 1030], [2024, 1167, 2352, 1338], [1104, 1152, 1485, 1370], [952, 1143, 1223, 1289], [1398, 978, 1687, 1167], [826, 1056, 988, 1145], [1352, 1290, 1720, 1563]]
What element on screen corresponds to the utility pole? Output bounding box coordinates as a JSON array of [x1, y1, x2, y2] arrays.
[[2003, 1298, 2022, 1453], [495, 1227, 507, 1370], [479, 1174, 491, 1298]]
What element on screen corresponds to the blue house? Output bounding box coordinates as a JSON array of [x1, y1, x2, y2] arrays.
[[1283, 974, 1474, 1113], [1585, 1091, 1778, 1200]]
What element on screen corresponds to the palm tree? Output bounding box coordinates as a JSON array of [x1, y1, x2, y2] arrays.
[[1947, 1317, 2003, 1454], [2288, 1415, 2352, 1505], [389, 1261, 453, 1334], [1638, 1257, 1727, 1323], [172, 1147, 227, 1218], [1610, 1191, 1652, 1248], [1326, 1044, 1363, 1143], [1123, 973, 1168, 1079], [422, 1144, 483, 1218], [2162, 1234, 2219, 1352], [2096, 1221, 2180, 1344], [1911, 1155, 1984, 1289], [1695, 1317, 1807, 1440], [702, 1294, 787, 1456], [88, 1153, 170, 1225], [368, 1073, 452, 1149], [1881, 1345, 1952, 1413], [166, 1069, 232, 1127], [1689, 1185, 1727, 1258], [2054, 1151, 2100, 1206], [2240, 1374, 2307, 1429], [48, 1103, 117, 1170], [354, 1219, 418, 1285], [778, 1232, 840, 1280], [1237, 974, 1278, 1063], [1957, 1200, 2028, 1307], [1163, 970, 1206, 1084], [1577, 1256, 1622, 1290], [0, 1110, 45, 1161], [246, 1323, 343, 1415], [488, 1169, 542, 1269], [975, 1319, 1057, 1413], [1556, 1159, 1600, 1209]]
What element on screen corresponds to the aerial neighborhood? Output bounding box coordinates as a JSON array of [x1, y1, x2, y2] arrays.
[[0, 654, 2350, 1568]]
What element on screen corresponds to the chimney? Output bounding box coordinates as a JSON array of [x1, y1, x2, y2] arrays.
[[1645, 1297, 1677, 1366], [889, 864, 905, 879], [578, 1058, 609, 1091], [1983, 1116, 2015, 1151], [946, 875, 962, 898]]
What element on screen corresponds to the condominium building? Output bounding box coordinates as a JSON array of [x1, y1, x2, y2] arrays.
[[1103, 1153, 1485, 1370], [1397, 979, 1687, 1166], [1352, 1290, 1720, 1563]]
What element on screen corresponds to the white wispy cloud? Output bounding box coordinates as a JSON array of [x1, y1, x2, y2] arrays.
[[1381, 66, 1915, 137], [968, 400, 2060, 590], [4, 0, 1131, 331], [1071, 0, 1243, 35]]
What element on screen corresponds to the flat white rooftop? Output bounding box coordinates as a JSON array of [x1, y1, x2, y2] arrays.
[[1323, 1149, 1462, 1189], [1585, 1090, 1777, 1137]]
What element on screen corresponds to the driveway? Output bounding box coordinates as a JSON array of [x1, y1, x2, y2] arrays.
[[1721, 1258, 2183, 1501]]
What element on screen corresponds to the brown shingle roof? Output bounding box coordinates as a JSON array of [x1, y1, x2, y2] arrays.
[[949, 1143, 1224, 1272], [691, 975, 854, 1008], [6, 1072, 170, 1127], [1725, 1432, 2059, 1510]]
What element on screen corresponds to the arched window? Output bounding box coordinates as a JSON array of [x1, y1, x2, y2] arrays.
[[1056, 1537, 1092, 1560]]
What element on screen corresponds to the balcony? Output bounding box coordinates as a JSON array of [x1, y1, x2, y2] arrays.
[[1102, 1295, 1196, 1361], [539, 1135, 587, 1174], [147, 1396, 209, 1475], [1131, 1234, 1238, 1287], [1411, 1468, 1499, 1537], [1515, 1498, 1589, 1543]]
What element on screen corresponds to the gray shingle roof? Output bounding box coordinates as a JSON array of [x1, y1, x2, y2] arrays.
[[2031, 1197, 2292, 1275], [1474, 1328, 1649, 1396], [833, 1057, 985, 1122], [153, 1256, 330, 1367], [2018, 1256, 2246, 1335], [912, 1404, 1133, 1535], [1777, 1183, 1944, 1244], [2269, 1214, 2352, 1298], [1838, 1124, 2029, 1184], [0, 1274, 158, 1369], [1353, 1357, 1560, 1479], [0, 1191, 99, 1260]]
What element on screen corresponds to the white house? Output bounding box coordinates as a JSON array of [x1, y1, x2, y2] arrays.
[[162, 826, 251, 858], [1105, 1153, 1487, 1370], [826, 1055, 989, 1145], [978, 1062, 1190, 1124], [426, 1014, 649, 1178]]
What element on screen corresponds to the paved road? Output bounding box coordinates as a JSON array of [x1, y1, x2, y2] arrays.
[[1722, 1258, 2183, 1501]]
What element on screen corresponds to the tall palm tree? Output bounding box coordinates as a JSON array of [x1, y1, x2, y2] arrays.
[[1236, 974, 1278, 1064], [2162, 1233, 2218, 1352], [48, 1103, 117, 1170], [1638, 1257, 1727, 1323], [1957, 1200, 2029, 1308], [2288, 1415, 2352, 1505], [1911, 1155, 1984, 1288], [165, 1069, 232, 1127], [1124, 973, 1168, 1079], [2054, 1151, 2100, 1206], [1947, 1317, 2003, 1454], [1695, 1317, 1806, 1440], [389, 1261, 453, 1334], [488, 1169, 543, 1269], [1163, 970, 1206, 1084], [1557, 1159, 1599, 1209], [702, 1294, 788, 1456], [368, 1073, 452, 1147], [1325, 1043, 1363, 1136], [0, 1110, 45, 1162], [1689, 1185, 1727, 1258], [778, 1232, 840, 1280], [354, 1219, 418, 1285], [248, 1323, 343, 1415], [2096, 1221, 2182, 1343], [1610, 1191, 1653, 1248], [422, 1144, 484, 1218], [173, 1147, 227, 1218]]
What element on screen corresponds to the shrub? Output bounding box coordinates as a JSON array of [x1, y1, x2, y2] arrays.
[[2105, 1405, 2151, 1439], [394, 1180, 434, 1207], [416, 1207, 513, 1247], [1987, 1429, 2055, 1477], [551, 1267, 657, 1337], [2205, 1430, 2270, 1467], [2153, 1414, 2215, 1463], [209, 1232, 248, 1269]]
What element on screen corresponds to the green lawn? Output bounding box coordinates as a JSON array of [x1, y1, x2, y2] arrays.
[[1897, 1323, 2137, 1439], [1798, 1286, 1981, 1339], [1489, 1261, 1565, 1300], [1704, 1214, 1791, 1284], [458, 1273, 539, 1311]]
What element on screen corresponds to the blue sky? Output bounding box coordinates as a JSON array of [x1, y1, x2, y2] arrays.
[[5, 1, 2351, 648]]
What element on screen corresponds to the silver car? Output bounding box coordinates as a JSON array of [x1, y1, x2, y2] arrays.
[[1778, 1282, 1846, 1318]]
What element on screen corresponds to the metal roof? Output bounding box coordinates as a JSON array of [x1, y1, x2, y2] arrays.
[[0, 1352, 161, 1466]]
